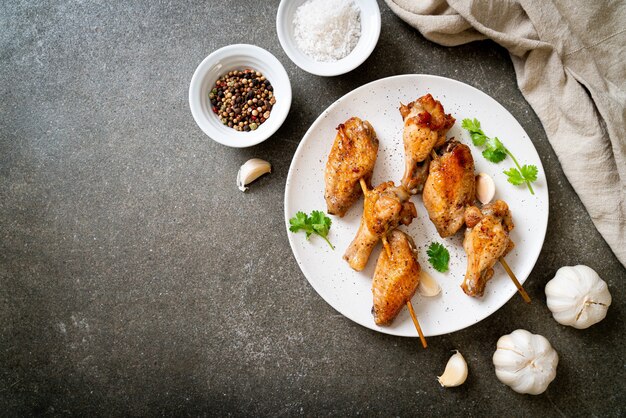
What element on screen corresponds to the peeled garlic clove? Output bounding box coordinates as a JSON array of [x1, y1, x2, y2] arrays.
[[237, 158, 271, 192], [418, 269, 441, 297], [476, 173, 495, 204], [438, 350, 468, 387]]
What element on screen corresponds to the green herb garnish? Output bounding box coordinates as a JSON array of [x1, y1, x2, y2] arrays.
[[427, 242, 450, 273], [504, 164, 538, 186], [289, 210, 334, 250], [461, 118, 538, 195]]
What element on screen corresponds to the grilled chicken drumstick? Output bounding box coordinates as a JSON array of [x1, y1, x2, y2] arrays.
[[372, 229, 421, 326], [462, 200, 515, 297], [325, 117, 379, 217], [400, 94, 455, 194], [343, 181, 417, 271], [423, 140, 476, 238]]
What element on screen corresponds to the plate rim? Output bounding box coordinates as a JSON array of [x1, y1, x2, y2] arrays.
[[284, 73, 549, 337]]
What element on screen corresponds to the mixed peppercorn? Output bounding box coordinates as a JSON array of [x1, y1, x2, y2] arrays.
[[209, 69, 275, 132]]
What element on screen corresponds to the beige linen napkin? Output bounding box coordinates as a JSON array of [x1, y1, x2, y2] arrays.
[[385, 0, 626, 265]]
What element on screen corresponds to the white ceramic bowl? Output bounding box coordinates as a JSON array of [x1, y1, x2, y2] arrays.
[[276, 0, 381, 76], [189, 44, 292, 148]]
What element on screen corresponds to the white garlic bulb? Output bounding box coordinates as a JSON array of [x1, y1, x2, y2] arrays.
[[545, 265, 611, 329], [493, 329, 558, 395]]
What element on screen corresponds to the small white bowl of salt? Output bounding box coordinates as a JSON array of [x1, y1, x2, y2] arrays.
[[276, 0, 381, 76]]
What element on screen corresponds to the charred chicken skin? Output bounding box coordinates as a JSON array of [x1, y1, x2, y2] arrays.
[[372, 230, 421, 326], [462, 200, 515, 297], [324, 117, 379, 217], [400, 94, 456, 194], [423, 140, 476, 238], [343, 182, 417, 271]]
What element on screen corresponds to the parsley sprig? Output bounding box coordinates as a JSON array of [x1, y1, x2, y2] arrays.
[[289, 210, 334, 250], [427, 242, 450, 273], [461, 118, 538, 195]]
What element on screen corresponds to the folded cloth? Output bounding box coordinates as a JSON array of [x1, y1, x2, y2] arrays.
[[385, 0, 626, 266]]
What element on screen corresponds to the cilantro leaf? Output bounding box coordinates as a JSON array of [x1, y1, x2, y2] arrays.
[[462, 118, 488, 146], [521, 164, 538, 183], [504, 168, 525, 185], [505, 164, 539, 187], [289, 211, 311, 237], [471, 132, 488, 146], [289, 210, 334, 249], [310, 210, 331, 237], [427, 242, 450, 273], [482, 137, 507, 163], [461, 118, 481, 132]]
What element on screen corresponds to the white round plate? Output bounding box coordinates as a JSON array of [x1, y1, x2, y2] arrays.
[[284, 74, 548, 337]]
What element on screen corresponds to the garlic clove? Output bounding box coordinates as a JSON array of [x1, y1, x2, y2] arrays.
[[437, 350, 468, 387], [237, 158, 271, 192], [417, 269, 441, 297], [475, 173, 495, 204]]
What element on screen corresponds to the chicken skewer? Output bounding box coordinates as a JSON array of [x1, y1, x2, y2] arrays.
[[361, 181, 428, 348], [463, 201, 514, 297], [343, 180, 416, 271], [324, 117, 379, 217], [423, 140, 476, 238], [359, 178, 395, 259], [463, 201, 529, 302], [427, 149, 530, 302], [400, 94, 456, 194]]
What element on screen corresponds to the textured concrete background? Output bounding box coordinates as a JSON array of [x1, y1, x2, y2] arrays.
[[1, 0, 624, 416]]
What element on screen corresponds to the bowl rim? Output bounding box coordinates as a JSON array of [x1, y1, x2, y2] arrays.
[[276, 0, 381, 77], [188, 44, 292, 148]]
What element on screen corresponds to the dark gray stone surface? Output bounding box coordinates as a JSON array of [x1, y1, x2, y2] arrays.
[[1, 0, 624, 416]]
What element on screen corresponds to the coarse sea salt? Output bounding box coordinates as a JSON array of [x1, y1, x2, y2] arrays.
[[293, 0, 361, 62]]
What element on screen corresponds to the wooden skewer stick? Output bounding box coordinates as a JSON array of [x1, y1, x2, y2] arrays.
[[430, 149, 438, 160], [359, 176, 428, 346], [359, 178, 368, 196], [407, 300, 428, 348], [499, 257, 531, 303]]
